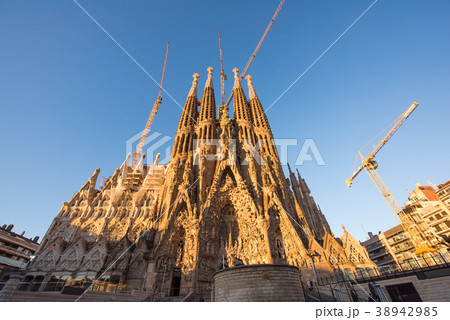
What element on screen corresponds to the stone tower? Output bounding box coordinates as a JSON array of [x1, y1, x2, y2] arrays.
[[25, 68, 371, 296]]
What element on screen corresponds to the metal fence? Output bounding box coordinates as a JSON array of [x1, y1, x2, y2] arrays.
[[318, 252, 450, 286], [0, 279, 133, 294], [0, 277, 210, 302]]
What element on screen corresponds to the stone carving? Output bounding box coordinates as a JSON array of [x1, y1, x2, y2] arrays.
[[27, 69, 374, 295], [62, 225, 77, 242]]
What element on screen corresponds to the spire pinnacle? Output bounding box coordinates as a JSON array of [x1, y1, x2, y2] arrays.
[[122, 153, 131, 168], [205, 67, 214, 88], [245, 75, 257, 100], [120, 153, 131, 180], [287, 162, 292, 174], [188, 73, 200, 97], [132, 153, 145, 173], [232, 68, 241, 89]]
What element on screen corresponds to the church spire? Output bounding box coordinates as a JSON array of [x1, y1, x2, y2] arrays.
[[205, 66, 214, 88], [246, 75, 257, 100], [245, 74, 276, 157], [232, 68, 252, 123], [246, 75, 270, 130], [173, 73, 200, 157], [188, 73, 200, 98], [199, 67, 216, 124], [177, 73, 199, 130], [232, 67, 241, 89]]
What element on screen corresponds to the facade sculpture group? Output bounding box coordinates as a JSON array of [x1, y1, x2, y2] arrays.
[[24, 67, 375, 296]]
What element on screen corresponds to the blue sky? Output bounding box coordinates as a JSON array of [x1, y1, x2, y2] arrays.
[[1, 0, 449, 242]]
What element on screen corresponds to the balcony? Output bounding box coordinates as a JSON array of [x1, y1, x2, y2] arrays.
[[369, 250, 389, 260], [365, 241, 384, 252]]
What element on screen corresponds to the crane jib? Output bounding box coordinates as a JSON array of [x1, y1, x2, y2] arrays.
[[132, 42, 170, 167]]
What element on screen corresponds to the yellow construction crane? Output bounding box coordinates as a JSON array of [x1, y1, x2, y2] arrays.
[[132, 41, 170, 167], [346, 101, 443, 254], [225, 0, 285, 107]]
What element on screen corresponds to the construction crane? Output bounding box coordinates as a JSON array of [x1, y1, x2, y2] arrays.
[[132, 41, 170, 167], [346, 102, 419, 187], [346, 101, 443, 254], [225, 0, 285, 107], [218, 30, 227, 108]]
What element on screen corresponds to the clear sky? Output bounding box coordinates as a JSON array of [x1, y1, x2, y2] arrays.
[[1, 0, 449, 243]]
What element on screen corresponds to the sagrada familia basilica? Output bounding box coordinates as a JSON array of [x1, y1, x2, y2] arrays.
[[25, 67, 375, 295]]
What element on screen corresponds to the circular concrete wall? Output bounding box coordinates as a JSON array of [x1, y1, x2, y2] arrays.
[[213, 264, 305, 302]]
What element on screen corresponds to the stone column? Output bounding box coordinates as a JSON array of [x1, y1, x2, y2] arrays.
[[0, 273, 23, 302]]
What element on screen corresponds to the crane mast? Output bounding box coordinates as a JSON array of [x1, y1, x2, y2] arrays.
[[225, 0, 285, 107], [358, 151, 437, 251], [132, 41, 170, 167], [218, 30, 227, 108]]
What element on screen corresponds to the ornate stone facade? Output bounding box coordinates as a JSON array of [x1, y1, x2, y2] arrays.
[[25, 67, 375, 295]]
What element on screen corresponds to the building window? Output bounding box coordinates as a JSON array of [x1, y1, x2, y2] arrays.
[[29, 276, 44, 292], [44, 276, 68, 292], [18, 276, 34, 291]]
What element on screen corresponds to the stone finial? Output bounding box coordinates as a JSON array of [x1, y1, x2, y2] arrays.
[[120, 153, 132, 180], [188, 73, 200, 97], [205, 67, 214, 88], [287, 162, 292, 174], [124, 153, 131, 166], [232, 68, 241, 89], [245, 75, 256, 100], [154, 153, 161, 165], [133, 153, 145, 173], [88, 168, 101, 190]]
